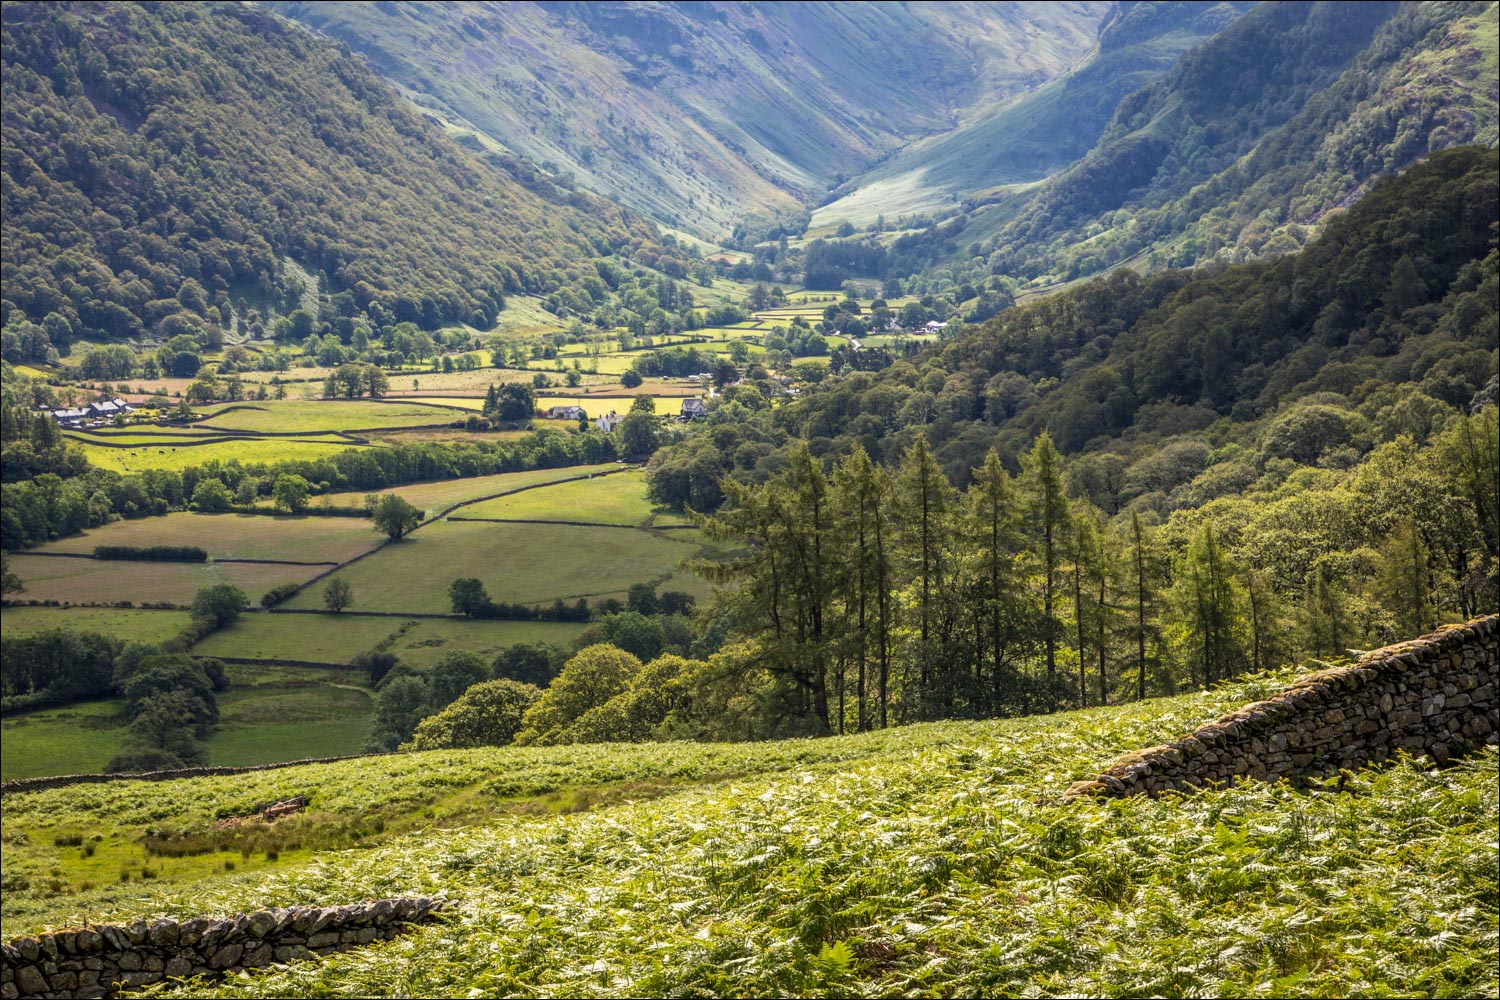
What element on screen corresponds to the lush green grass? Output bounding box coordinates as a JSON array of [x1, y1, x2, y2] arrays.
[[74, 438, 360, 473], [461, 469, 664, 525], [208, 684, 374, 766], [2, 670, 1493, 998], [0, 666, 373, 782], [278, 520, 711, 613], [6, 555, 323, 607], [193, 612, 587, 667], [384, 618, 589, 669], [0, 700, 131, 781], [37, 513, 383, 564], [0, 606, 193, 644], [290, 465, 622, 515], [194, 400, 468, 432]]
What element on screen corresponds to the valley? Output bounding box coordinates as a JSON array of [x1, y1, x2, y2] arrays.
[[1, 2, 1496, 998]]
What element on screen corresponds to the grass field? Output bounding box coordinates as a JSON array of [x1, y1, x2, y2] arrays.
[[0, 667, 374, 782], [461, 469, 672, 525], [37, 513, 383, 564], [192, 612, 587, 667], [1, 670, 1493, 998], [0, 701, 131, 781], [194, 400, 469, 432], [6, 555, 324, 607], [0, 606, 194, 644], [74, 437, 361, 473], [207, 683, 373, 766], [278, 519, 710, 613], [286, 464, 623, 515]]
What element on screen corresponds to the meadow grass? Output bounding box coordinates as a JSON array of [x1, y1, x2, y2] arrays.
[[194, 400, 468, 432], [74, 438, 359, 474], [36, 513, 383, 564], [208, 685, 374, 766], [5, 555, 324, 607], [192, 613, 588, 667], [0, 606, 193, 644], [2, 671, 1492, 998], [283, 464, 622, 515], [278, 520, 710, 613], [384, 618, 589, 668], [0, 700, 131, 781], [460, 468, 664, 525]]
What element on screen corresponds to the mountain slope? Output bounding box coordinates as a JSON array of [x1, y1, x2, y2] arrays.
[[812, 0, 1256, 230], [0, 1, 658, 347], [646, 147, 1497, 505], [265, 0, 1110, 238], [980, 0, 1499, 281]]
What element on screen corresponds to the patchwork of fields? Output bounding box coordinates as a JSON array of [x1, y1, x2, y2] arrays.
[[4, 461, 709, 777]]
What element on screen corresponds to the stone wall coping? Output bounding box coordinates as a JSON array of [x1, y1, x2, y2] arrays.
[[1065, 615, 1498, 798], [1, 897, 446, 999]]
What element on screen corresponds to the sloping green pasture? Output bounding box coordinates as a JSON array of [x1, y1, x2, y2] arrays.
[[37, 513, 382, 564], [278, 519, 710, 613], [5, 555, 323, 607], [192, 613, 587, 668]]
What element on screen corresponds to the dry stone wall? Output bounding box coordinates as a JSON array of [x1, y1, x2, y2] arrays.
[[1066, 615, 1498, 798], [1, 897, 444, 1000]]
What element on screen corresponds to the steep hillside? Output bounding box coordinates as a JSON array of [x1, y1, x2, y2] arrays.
[[812, 0, 1255, 230], [2, 672, 1494, 996], [0, 1, 660, 349], [266, 0, 1110, 238], [980, 0, 1499, 281]]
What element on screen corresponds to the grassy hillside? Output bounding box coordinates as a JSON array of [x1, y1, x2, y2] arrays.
[[2, 666, 1494, 996], [266, 1, 1109, 238]]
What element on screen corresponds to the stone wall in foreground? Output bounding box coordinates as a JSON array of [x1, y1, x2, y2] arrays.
[[1, 897, 445, 1000], [1065, 615, 1498, 798]]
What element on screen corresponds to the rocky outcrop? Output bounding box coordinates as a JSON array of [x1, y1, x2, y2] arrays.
[[1, 897, 444, 1000], [1066, 616, 1498, 798]]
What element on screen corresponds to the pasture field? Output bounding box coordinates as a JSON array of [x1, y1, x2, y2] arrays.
[[191, 613, 587, 668], [0, 606, 194, 644], [0, 667, 372, 782], [189, 612, 404, 664], [461, 469, 674, 525], [70, 425, 234, 441], [193, 400, 469, 432], [404, 395, 484, 410], [286, 463, 623, 514], [37, 512, 383, 564], [278, 519, 711, 613], [360, 427, 535, 446], [208, 683, 373, 766], [5, 555, 323, 607], [0, 700, 130, 781], [2, 668, 1492, 999], [73, 437, 360, 473], [385, 618, 588, 668]]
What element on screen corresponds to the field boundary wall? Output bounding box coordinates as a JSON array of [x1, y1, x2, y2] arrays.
[[1065, 615, 1499, 797], [0, 751, 402, 796], [1, 897, 445, 999]]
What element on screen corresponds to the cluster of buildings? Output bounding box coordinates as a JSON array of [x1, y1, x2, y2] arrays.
[[40, 397, 135, 428]]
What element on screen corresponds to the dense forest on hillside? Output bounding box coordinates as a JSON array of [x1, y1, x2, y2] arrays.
[[633, 148, 1497, 736], [0, 1, 698, 360]]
